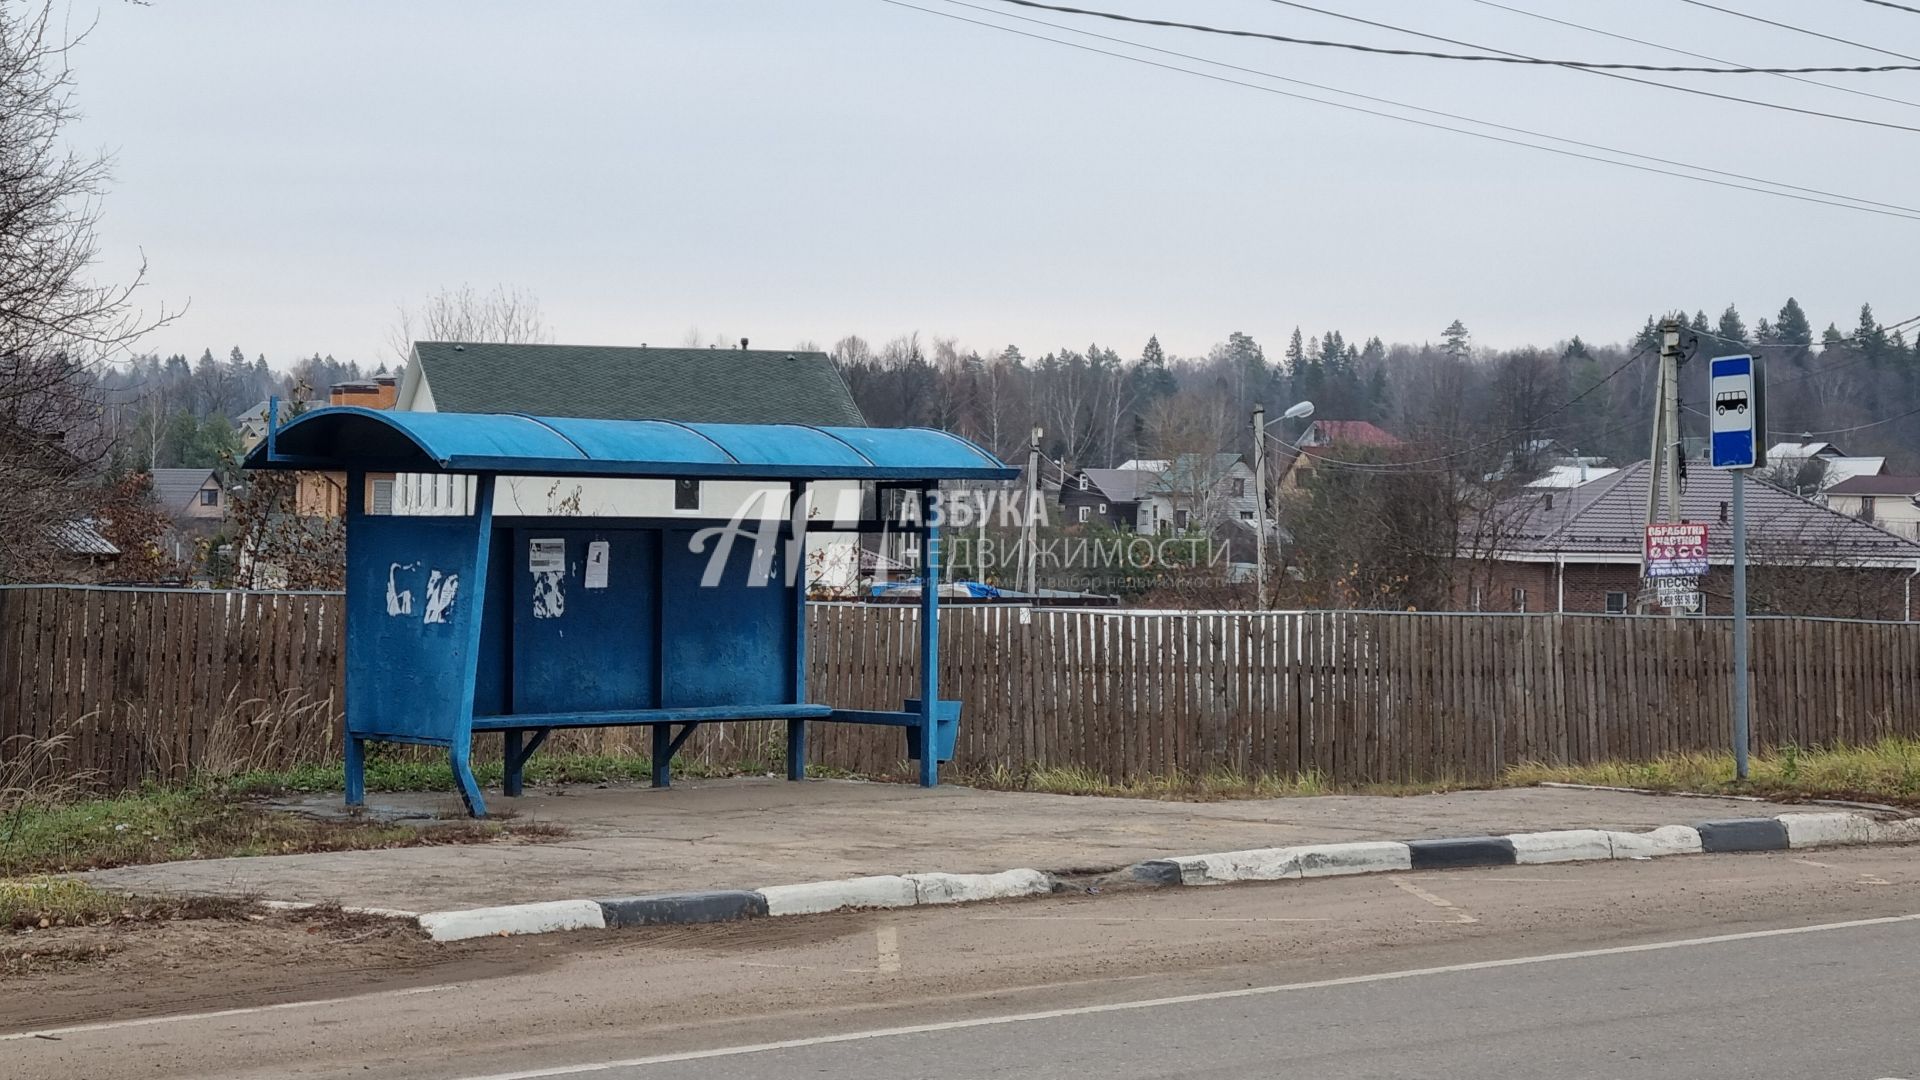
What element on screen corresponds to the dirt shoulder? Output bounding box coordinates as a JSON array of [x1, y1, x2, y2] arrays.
[[0, 902, 593, 1033]]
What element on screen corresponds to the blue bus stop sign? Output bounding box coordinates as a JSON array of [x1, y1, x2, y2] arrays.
[[1709, 354, 1763, 470]]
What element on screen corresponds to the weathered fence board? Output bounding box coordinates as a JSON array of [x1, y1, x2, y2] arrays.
[[5, 586, 1920, 791]]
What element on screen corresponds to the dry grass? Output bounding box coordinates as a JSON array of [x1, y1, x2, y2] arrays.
[[959, 763, 1480, 801], [134, 687, 341, 784], [1505, 737, 1920, 806]]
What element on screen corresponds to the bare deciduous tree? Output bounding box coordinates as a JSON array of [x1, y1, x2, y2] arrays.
[[0, 2, 173, 581], [386, 283, 552, 361]]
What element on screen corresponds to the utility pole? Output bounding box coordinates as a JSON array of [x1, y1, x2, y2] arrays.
[[1639, 318, 1686, 609], [1252, 404, 1268, 608], [1021, 426, 1042, 595], [1664, 325, 1685, 534]]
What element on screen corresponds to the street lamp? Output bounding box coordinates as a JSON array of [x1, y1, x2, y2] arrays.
[[1253, 400, 1314, 608]]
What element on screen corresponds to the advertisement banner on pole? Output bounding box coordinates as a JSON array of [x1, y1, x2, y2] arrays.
[[1644, 522, 1708, 578], [1655, 575, 1702, 612]]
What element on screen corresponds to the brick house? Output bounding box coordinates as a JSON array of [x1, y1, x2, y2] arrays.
[[1469, 460, 1920, 619]]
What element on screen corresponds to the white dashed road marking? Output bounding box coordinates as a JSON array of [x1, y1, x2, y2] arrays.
[[1393, 878, 1479, 925]]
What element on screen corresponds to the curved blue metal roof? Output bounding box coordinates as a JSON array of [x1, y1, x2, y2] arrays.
[[243, 407, 1017, 482]]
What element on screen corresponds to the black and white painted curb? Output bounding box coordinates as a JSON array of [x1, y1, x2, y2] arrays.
[[1128, 811, 1920, 888], [410, 869, 1056, 941], [332, 811, 1917, 941]]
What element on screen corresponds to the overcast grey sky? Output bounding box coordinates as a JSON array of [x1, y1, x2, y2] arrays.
[[64, 0, 1920, 367]]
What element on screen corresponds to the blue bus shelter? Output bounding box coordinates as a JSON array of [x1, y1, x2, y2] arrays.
[[244, 407, 1017, 816]]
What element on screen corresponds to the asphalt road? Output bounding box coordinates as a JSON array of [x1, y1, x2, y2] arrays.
[[9, 847, 1920, 1080]]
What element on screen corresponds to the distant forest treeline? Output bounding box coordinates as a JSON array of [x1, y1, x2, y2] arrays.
[[104, 297, 1916, 477]]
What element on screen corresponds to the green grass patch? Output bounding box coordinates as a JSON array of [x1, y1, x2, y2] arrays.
[[1, 877, 130, 930], [1503, 737, 1920, 806], [0, 786, 557, 876], [0, 876, 254, 930]]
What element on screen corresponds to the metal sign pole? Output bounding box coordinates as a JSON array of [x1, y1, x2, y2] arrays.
[[1708, 351, 1761, 782], [1732, 468, 1750, 779]]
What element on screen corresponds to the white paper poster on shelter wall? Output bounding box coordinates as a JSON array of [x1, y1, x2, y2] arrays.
[[529, 538, 565, 574], [585, 541, 610, 589]]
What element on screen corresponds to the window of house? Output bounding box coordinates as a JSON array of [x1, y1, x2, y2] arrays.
[[1470, 587, 1483, 612], [1176, 509, 1191, 530], [1077, 506, 1090, 523], [1240, 510, 1254, 520], [674, 478, 701, 511], [370, 478, 395, 516], [1511, 587, 1527, 612], [1862, 496, 1878, 522], [1098, 502, 1108, 513], [1078, 475, 1089, 490], [1605, 591, 1629, 614], [199, 488, 219, 507], [1230, 478, 1246, 497]]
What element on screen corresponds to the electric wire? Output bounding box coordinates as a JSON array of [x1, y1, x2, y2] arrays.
[[1247, 0, 1920, 134], [1272, 345, 1658, 472], [1672, 0, 1920, 63], [1856, 0, 1920, 14], [1466, 0, 1920, 112], [935, 0, 1920, 216], [882, 1, 1920, 221], [985, 0, 1920, 71], [1685, 400, 1920, 438]]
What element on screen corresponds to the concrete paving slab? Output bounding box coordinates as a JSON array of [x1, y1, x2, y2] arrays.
[[80, 778, 1818, 913]]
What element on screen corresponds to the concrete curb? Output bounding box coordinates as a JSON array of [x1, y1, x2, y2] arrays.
[[397, 810, 1917, 941], [1117, 811, 1918, 891], [412, 870, 1060, 941]]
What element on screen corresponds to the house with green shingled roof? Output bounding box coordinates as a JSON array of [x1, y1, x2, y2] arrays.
[[385, 342, 875, 590], [395, 342, 866, 427]]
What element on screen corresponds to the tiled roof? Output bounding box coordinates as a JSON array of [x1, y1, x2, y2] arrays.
[[51, 519, 118, 556], [149, 468, 215, 512], [1496, 460, 1920, 563], [1149, 453, 1244, 493], [411, 342, 866, 427], [1305, 420, 1401, 447], [1527, 465, 1620, 489], [1078, 468, 1153, 503], [1825, 475, 1920, 497]]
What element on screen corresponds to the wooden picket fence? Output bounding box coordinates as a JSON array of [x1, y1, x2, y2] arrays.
[[4, 586, 1919, 791]]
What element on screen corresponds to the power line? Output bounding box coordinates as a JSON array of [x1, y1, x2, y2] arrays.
[[984, 0, 1920, 72], [1686, 312, 1920, 369], [1280, 345, 1658, 472], [1247, 0, 1920, 135], [1466, 0, 1920, 113], [887, 0, 1920, 221], [1673, 0, 1920, 63], [1685, 400, 1920, 437], [1855, 0, 1920, 14], [938, 0, 1920, 216]]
